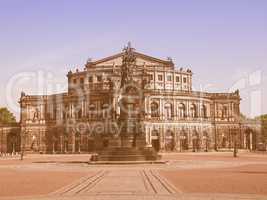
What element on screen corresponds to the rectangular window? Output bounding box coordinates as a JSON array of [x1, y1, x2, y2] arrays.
[[167, 75, 172, 81], [158, 74, 163, 81], [73, 79, 77, 84], [97, 75, 102, 82], [183, 77, 187, 83], [80, 78, 84, 84], [176, 76, 180, 82], [88, 76, 93, 82], [149, 74, 153, 81]]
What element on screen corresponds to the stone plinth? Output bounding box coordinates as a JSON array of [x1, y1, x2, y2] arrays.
[[94, 147, 161, 161]]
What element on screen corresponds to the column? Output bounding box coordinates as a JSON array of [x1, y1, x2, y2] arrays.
[[174, 100, 177, 120], [186, 100, 190, 119], [174, 126, 178, 151], [148, 126, 152, 146], [144, 97, 148, 119], [160, 99, 163, 120], [147, 97, 151, 118], [188, 127, 192, 149], [26, 105, 30, 120], [160, 125, 165, 151], [177, 128, 181, 151], [145, 125, 149, 147], [172, 72, 175, 91], [243, 132, 247, 149], [72, 132, 75, 153]]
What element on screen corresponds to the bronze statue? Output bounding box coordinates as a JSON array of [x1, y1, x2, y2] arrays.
[[120, 42, 136, 88]]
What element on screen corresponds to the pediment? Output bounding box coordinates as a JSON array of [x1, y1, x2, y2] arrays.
[[90, 51, 173, 67]]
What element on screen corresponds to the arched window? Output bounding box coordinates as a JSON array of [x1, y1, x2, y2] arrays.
[[192, 129, 200, 151], [178, 103, 186, 119], [190, 104, 197, 118], [164, 103, 173, 120], [151, 102, 159, 118], [201, 105, 207, 118]]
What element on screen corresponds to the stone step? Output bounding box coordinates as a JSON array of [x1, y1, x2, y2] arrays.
[[94, 147, 160, 161]]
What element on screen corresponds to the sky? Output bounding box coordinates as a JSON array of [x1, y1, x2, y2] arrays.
[[0, 0, 266, 121]]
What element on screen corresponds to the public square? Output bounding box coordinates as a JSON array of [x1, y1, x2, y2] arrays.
[[0, 152, 267, 200]]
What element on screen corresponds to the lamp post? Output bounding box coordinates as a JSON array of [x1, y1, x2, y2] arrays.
[[233, 126, 240, 158], [20, 130, 28, 161], [12, 135, 16, 155]]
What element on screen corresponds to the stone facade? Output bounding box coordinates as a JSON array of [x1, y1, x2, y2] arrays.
[[0, 123, 20, 154], [18, 47, 259, 153]]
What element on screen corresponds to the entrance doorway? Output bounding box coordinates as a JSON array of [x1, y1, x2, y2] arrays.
[[165, 130, 175, 151], [151, 130, 160, 152]]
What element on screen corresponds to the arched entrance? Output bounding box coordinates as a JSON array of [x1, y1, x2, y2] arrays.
[[192, 129, 200, 152], [7, 131, 20, 154], [151, 130, 160, 152], [221, 134, 227, 148], [165, 130, 175, 151], [202, 131, 209, 152], [180, 130, 188, 151]]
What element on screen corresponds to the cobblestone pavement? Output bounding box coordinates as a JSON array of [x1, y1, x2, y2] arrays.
[[1, 153, 267, 200]]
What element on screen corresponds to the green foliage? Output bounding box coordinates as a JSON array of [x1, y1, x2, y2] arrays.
[[0, 107, 16, 124], [255, 114, 267, 121], [255, 114, 267, 142]]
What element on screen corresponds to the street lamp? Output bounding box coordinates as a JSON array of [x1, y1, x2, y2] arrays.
[[12, 135, 16, 155], [233, 128, 238, 158], [20, 130, 28, 161]]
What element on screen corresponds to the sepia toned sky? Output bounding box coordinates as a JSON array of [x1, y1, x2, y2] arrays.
[[0, 0, 266, 120]]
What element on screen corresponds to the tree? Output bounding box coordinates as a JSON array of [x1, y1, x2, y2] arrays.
[[0, 107, 16, 124], [255, 114, 267, 145]]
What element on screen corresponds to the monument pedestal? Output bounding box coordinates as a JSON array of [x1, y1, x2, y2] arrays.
[[92, 136, 161, 162], [94, 147, 160, 161], [90, 43, 161, 163]]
